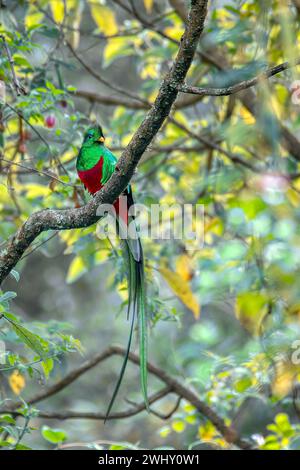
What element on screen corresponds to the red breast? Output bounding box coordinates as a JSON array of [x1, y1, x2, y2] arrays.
[[77, 157, 104, 194], [77, 157, 128, 224]]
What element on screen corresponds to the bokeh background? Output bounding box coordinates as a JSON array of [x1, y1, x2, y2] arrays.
[[1, 0, 300, 450]]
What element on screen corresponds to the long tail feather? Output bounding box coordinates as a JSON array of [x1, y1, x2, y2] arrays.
[[105, 239, 149, 419], [104, 286, 136, 422], [136, 244, 149, 411], [122, 239, 134, 321]]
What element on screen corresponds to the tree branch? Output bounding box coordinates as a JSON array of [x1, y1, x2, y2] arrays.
[[1, 345, 253, 449], [76, 57, 300, 108], [76, 88, 205, 110], [75, 89, 146, 110], [4, 387, 174, 422], [178, 59, 300, 97], [0, 0, 209, 287]]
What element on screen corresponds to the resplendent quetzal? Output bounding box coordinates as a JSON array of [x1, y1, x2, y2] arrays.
[[76, 124, 148, 419]]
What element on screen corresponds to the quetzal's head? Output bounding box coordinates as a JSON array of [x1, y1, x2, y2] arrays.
[[82, 124, 105, 147]]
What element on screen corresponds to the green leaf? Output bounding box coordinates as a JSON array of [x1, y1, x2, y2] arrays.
[[233, 376, 252, 393], [88, 1, 118, 35], [66, 256, 87, 284], [41, 358, 54, 379], [13, 55, 33, 69], [4, 314, 48, 361], [15, 444, 32, 450], [41, 426, 67, 444], [103, 36, 135, 67], [235, 291, 269, 336], [0, 440, 11, 448], [0, 415, 16, 425]]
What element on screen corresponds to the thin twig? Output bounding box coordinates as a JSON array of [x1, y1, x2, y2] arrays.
[[0, 35, 26, 96], [20, 231, 59, 261], [66, 40, 148, 106], [0, 158, 75, 187]]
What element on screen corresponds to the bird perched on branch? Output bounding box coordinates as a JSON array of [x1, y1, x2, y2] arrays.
[[76, 124, 148, 419]]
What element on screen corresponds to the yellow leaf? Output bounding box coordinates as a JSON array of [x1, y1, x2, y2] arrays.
[[172, 420, 186, 433], [198, 421, 216, 441], [0, 185, 10, 205], [287, 188, 300, 207], [9, 370, 25, 396], [95, 249, 109, 265], [235, 291, 269, 336], [164, 25, 184, 41], [144, 0, 153, 13], [272, 360, 299, 398], [159, 426, 171, 438], [61, 229, 82, 251], [183, 403, 196, 413], [175, 254, 194, 281], [117, 279, 128, 302], [65, 1, 82, 49], [204, 217, 224, 244], [66, 0, 78, 7], [141, 61, 157, 79], [159, 265, 200, 319], [24, 184, 51, 199], [25, 5, 44, 29], [104, 38, 123, 65], [49, 0, 65, 24], [185, 415, 197, 424], [240, 106, 256, 125], [103, 36, 137, 67], [88, 1, 118, 35], [66, 256, 87, 284]]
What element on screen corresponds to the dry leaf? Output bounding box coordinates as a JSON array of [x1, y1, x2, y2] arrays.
[[159, 265, 200, 319]]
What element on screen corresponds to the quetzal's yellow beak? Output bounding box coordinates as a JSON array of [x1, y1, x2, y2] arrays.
[[97, 136, 105, 142]]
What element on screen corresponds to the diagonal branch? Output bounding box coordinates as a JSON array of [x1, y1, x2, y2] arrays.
[[0, 0, 209, 287]]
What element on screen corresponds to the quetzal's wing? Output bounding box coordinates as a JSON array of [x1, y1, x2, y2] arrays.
[[101, 148, 140, 260], [100, 147, 117, 186]]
